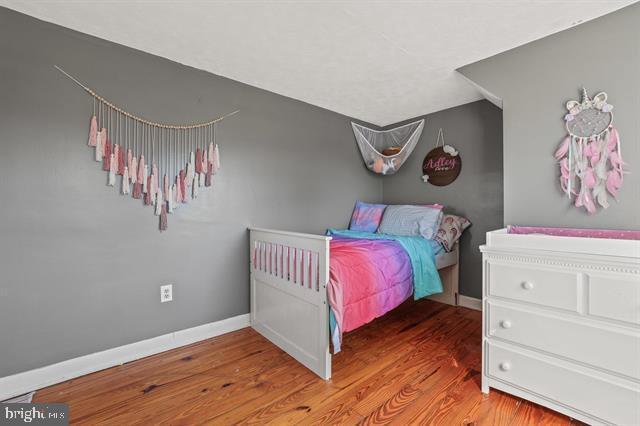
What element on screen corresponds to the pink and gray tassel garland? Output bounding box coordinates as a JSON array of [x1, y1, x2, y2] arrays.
[[117, 146, 125, 176], [201, 149, 208, 186], [168, 184, 175, 213], [195, 148, 203, 174], [144, 175, 152, 205], [95, 130, 104, 162], [154, 191, 163, 216], [112, 144, 120, 174], [163, 175, 169, 202], [185, 152, 195, 195], [127, 150, 133, 176], [108, 153, 116, 186], [130, 156, 138, 185], [205, 164, 212, 187], [137, 155, 145, 184], [142, 164, 148, 195], [208, 142, 214, 166], [179, 170, 187, 203], [88, 116, 97, 147], [122, 167, 130, 195], [75, 97, 229, 231], [132, 180, 142, 199], [96, 128, 107, 161], [131, 156, 141, 198], [214, 144, 220, 172], [151, 163, 159, 200], [175, 175, 183, 205], [124, 151, 131, 185], [173, 183, 179, 211], [159, 204, 168, 231], [102, 140, 112, 171]]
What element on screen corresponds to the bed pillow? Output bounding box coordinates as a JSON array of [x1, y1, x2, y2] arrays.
[[435, 214, 471, 252], [377, 205, 443, 239], [349, 201, 387, 232]]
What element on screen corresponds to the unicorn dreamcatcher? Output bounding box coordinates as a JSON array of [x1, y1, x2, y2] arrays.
[[554, 89, 626, 214], [56, 66, 238, 231]]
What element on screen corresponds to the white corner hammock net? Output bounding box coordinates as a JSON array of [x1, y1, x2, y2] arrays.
[[351, 119, 424, 175]]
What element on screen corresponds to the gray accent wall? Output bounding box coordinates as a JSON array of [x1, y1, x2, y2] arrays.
[[382, 101, 503, 299], [0, 8, 381, 377], [460, 3, 640, 230]]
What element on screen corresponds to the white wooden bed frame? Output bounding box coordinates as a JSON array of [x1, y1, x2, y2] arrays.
[[249, 227, 459, 379]]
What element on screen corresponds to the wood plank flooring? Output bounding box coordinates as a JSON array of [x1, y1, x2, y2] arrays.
[[34, 300, 582, 425]]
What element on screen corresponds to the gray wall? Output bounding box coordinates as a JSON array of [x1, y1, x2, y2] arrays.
[[382, 101, 503, 299], [460, 3, 640, 230], [0, 8, 381, 377]]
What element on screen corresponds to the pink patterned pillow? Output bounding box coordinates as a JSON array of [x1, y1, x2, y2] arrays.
[[436, 214, 471, 252]]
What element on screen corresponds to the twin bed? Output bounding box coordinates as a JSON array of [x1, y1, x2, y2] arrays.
[[249, 225, 460, 379]]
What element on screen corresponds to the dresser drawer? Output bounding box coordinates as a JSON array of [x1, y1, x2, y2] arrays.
[[488, 302, 640, 380], [488, 262, 578, 311], [487, 342, 640, 426], [588, 274, 640, 326]]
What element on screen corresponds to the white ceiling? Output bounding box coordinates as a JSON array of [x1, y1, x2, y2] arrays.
[[2, 0, 636, 126]]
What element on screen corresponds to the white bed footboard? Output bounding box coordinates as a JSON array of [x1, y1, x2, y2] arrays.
[[249, 228, 332, 379]]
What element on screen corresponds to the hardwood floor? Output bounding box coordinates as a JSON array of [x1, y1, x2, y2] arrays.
[[34, 300, 581, 425]]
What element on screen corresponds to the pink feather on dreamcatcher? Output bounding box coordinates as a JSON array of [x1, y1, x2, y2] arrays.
[[554, 89, 627, 214]]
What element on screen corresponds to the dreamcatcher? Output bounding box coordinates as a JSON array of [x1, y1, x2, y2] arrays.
[[554, 88, 626, 214], [56, 66, 238, 231]]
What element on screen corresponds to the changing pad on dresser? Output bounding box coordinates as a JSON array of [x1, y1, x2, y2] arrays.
[[507, 225, 640, 240], [487, 227, 640, 258]]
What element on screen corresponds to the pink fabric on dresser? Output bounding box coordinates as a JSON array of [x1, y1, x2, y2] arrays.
[[507, 225, 640, 240]]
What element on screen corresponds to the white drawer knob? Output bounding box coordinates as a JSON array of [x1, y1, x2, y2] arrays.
[[500, 320, 512, 329], [499, 361, 511, 372], [521, 281, 534, 290]]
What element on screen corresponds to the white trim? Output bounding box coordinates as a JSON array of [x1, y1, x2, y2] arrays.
[[458, 295, 482, 311], [0, 314, 250, 401]]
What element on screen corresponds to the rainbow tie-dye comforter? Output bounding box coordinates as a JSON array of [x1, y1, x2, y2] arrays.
[[326, 229, 443, 353]]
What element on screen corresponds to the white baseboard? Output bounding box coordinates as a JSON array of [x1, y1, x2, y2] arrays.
[[458, 295, 482, 311], [0, 314, 250, 401]]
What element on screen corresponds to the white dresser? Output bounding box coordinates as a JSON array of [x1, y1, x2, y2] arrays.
[[480, 229, 640, 426]]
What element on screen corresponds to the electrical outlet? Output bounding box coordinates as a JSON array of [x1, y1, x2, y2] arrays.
[[160, 284, 173, 303]]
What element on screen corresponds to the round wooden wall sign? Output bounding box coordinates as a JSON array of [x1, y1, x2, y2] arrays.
[[422, 147, 462, 186]]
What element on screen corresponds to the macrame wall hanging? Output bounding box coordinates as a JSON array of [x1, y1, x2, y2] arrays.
[[55, 66, 239, 231], [422, 128, 461, 186], [555, 88, 626, 214], [351, 119, 424, 175]]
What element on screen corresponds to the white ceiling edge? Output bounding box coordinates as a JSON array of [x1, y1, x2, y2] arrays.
[[1, 1, 637, 126], [457, 73, 503, 110]]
